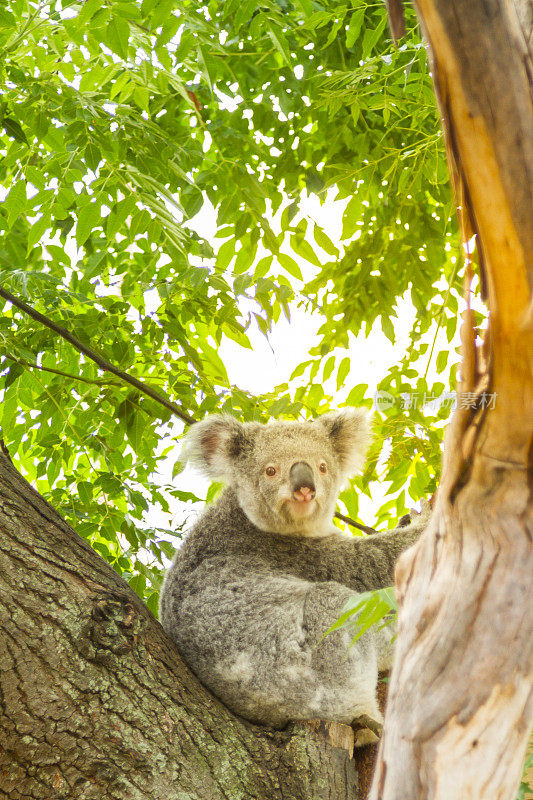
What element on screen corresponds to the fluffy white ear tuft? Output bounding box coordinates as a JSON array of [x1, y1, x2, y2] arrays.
[[184, 415, 246, 482], [318, 408, 372, 477]]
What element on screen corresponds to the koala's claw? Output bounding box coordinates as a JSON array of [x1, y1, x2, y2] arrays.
[[352, 714, 383, 747], [418, 498, 432, 519]]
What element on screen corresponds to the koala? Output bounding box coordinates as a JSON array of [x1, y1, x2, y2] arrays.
[[159, 410, 429, 731]]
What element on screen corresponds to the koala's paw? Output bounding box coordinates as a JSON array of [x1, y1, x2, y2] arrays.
[[351, 714, 383, 747], [407, 498, 432, 530], [418, 498, 432, 521]]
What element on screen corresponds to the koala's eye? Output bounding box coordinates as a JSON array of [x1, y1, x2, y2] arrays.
[[265, 466, 277, 477], [319, 462, 327, 473]]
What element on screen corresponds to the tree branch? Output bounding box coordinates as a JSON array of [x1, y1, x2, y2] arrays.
[[384, 0, 406, 43], [334, 510, 378, 535], [0, 447, 360, 800], [0, 285, 195, 425]]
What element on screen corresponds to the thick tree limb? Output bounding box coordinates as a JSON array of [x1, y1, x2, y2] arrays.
[[0, 446, 364, 800], [370, 2, 533, 798]]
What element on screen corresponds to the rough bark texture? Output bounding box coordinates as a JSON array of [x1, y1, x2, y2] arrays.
[[0, 447, 366, 799], [371, 1, 533, 798]]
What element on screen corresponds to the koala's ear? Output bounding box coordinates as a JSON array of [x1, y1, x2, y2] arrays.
[[317, 408, 372, 476], [185, 415, 248, 481]]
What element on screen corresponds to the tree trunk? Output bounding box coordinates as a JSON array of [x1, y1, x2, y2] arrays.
[[0, 445, 380, 799], [372, 1, 533, 798]]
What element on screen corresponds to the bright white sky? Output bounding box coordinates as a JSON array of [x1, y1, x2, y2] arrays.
[[190, 188, 416, 401]]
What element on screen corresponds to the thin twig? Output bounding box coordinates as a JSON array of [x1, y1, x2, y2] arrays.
[[2, 352, 123, 386], [0, 285, 195, 425], [334, 511, 378, 535]]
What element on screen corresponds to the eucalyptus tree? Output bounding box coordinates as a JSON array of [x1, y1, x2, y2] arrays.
[[370, 2, 533, 798]]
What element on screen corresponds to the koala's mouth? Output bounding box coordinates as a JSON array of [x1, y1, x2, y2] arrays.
[[285, 497, 318, 520]]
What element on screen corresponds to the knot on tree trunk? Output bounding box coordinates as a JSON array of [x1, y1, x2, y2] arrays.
[[78, 591, 144, 666]]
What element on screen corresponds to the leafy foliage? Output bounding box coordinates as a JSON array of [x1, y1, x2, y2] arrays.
[[325, 586, 398, 645], [0, 0, 463, 613], [516, 741, 533, 800]]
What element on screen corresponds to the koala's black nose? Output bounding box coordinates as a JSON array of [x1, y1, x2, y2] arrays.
[[290, 462, 316, 501]]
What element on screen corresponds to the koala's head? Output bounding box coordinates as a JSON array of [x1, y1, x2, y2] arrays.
[[185, 409, 371, 536]]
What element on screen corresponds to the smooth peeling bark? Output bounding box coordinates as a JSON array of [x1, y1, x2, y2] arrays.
[[0, 447, 361, 800], [371, 2, 533, 799], [370, 455, 532, 800]]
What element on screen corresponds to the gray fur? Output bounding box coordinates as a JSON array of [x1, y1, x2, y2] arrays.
[[160, 410, 429, 728]]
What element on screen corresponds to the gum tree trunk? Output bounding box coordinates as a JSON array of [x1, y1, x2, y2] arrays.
[[372, 1, 533, 798], [0, 445, 368, 799]]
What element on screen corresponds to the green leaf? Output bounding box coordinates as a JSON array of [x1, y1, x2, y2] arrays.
[[76, 202, 100, 246], [107, 195, 137, 239], [129, 573, 147, 598], [323, 355, 335, 382], [314, 225, 339, 257], [341, 194, 363, 240], [295, 0, 312, 17], [254, 255, 273, 279], [345, 384, 368, 405], [290, 235, 321, 267], [266, 21, 292, 67], [362, 17, 388, 58], [278, 252, 303, 281], [0, 8, 16, 27], [1, 379, 20, 436], [2, 118, 28, 144], [325, 589, 397, 639], [146, 592, 159, 616], [233, 243, 257, 276], [77, 481, 94, 505], [133, 86, 150, 113], [290, 360, 312, 380], [126, 410, 147, 452], [26, 214, 50, 251], [381, 315, 395, 343], [233, 0, 256, 31], [216, 239, 235, 270], [350, 599, 393, 644], [436, 349, 448, 373], [4, 181, 27, 227], [222, 0, 241, 17], [106, 16, 130, 60], [76, 0, 102, 26], [84, 143, 101, 172], [206, 481, 224, 504], [197, 45, 214, 97], [346, 8, 365, 49], [336, 356, 350, 391]]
